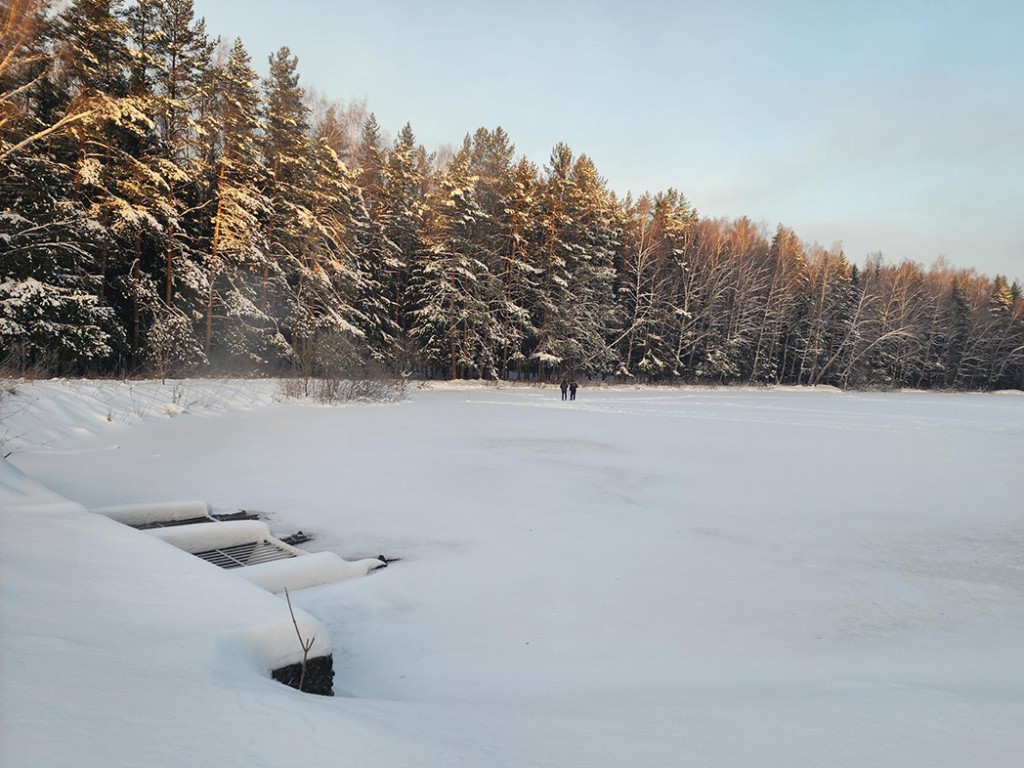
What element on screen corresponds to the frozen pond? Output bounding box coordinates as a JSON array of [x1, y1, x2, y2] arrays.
[[5, 384, 1024, 767]]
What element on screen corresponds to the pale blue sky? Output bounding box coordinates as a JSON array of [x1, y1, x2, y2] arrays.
[[193, 0, 1024, 281]]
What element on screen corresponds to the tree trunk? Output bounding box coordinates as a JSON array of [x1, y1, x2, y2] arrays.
[[165, 186, 175, 306], [206, 162, 227, 356], [131, 247, 141, 354]]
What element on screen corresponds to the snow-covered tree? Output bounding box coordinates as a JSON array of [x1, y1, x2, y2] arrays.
[[1, 3, 1018, 389], [459, 128, 539, 380], [615, 189, 697, 380], [410, 151, 495, 378], [533, 145, 618, 379], [0, 153, 122, 370], [290, 134, 367, 377], [349, 113, 400, 363], [204, 38, 274, 366], [128, 0, 213, 318], [382, 122, 427, 361]]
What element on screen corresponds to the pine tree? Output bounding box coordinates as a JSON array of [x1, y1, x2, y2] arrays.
[[1, 0, 50, 146], [205, 38, 273, 366], [1, 1, 118, 371], [45, 0, 189, 369], [265, 49, 376, 376], [303, 134, 365, 350], [261, 45, 313, 364], [12, 0, 166, 369], [134, 0, 213, 328], [990, 275, 1013, 316]]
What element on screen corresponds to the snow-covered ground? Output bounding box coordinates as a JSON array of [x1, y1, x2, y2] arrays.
[[2, 379, 1023, 767]]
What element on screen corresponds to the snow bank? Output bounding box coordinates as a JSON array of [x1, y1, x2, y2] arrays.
[[0, 454, 78, 513], [0, 378, 281, 454]]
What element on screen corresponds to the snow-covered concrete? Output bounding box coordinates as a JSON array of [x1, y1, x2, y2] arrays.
[[92, 499, 214, 525], [237, 551, 386, 593], [145, 518, 282, 551]]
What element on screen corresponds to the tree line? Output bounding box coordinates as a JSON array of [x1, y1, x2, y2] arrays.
[[2, 0, 1022, 390]]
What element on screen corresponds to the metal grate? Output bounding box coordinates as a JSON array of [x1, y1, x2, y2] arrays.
[[133, 511, 259, 530], [134, 517, 213, 530], [192, 541, 296, 570], [212, 511, 261, 523]]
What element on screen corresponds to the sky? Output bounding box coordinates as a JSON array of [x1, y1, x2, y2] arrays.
[[191, 0, 1024, 282]]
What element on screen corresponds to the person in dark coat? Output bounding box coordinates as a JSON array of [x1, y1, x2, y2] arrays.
[[560, 377, 568, 401], [569, 379, 578, 400]]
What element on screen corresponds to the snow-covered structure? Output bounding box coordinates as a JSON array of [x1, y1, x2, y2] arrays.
[[0, 460, 336, 695], [92, 501, 387, 593]]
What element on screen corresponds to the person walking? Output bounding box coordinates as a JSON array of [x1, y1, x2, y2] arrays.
[[569, 379, 578, 401], [560, 377, 568, 401]]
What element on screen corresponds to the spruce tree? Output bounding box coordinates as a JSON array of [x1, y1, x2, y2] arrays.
[[383, 122, 427, 363], [532, 144, 578, 378], [0, 148, 123, 371], [410, 151, 493, 378], [534, 145, 618, 379], [351, 113, 400, 363], [461, 128, 538, 380]]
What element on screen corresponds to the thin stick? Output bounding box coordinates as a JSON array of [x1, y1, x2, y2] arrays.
[[284, 588, 315, 692]]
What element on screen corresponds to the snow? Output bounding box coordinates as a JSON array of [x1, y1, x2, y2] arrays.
[[0, 459, 331, 768], [2, 379, 1023, 767], [92, 499, 213, 525], [145, 518, 284, 552], [0, 378, 279, 454], [236, 551, 387, 594]]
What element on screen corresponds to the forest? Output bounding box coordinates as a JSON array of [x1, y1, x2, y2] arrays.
[[2, 0, 1022, 390]]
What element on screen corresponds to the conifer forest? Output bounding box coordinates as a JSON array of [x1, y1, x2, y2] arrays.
[[2, 0, 1022, 389]]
